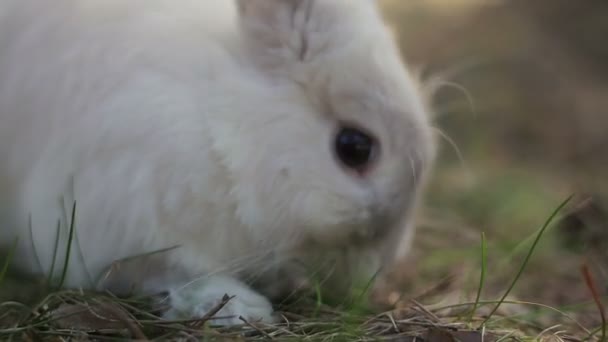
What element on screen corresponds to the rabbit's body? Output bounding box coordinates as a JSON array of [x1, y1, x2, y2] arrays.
[[0, 0, 435, 324]]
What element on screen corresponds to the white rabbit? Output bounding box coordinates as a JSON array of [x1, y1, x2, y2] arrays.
[[0, 0, 436, 325]]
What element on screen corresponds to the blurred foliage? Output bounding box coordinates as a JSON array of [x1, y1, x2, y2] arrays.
[[379, 0, 608, 327], [383, 0, 608, 172]]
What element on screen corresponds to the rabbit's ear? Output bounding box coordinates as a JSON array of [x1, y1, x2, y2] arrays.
[[237, 0, 384, 69], [236, 0, 316, 64]]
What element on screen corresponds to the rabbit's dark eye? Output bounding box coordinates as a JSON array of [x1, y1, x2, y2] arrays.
[[334, 127, 376, 172]]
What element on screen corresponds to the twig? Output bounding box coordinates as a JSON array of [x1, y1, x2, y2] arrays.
[[238, 316, 275, 340], [410, 299, 440, 323], [189, 294, 234, 329], [581, 263, 606, 342], [97, 302, 149, 341]]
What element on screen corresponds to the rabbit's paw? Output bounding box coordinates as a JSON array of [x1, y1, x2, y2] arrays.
[[162, 275, 276, 326]]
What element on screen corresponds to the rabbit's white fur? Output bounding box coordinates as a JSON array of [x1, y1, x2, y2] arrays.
[[0, 0, 435, 325]]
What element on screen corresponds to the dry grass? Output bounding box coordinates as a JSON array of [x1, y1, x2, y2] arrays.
[[1, 196, 604, 341], [0, 287, 587, 341], [0, 282, 601, 341]]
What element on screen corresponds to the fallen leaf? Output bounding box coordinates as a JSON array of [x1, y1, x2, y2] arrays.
[[51, 302, 131, 336], [426, 327, 498, 342]]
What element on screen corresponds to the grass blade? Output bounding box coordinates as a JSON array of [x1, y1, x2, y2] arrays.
[[350, 268, 381, 310], [47, 219, 62, 285], [469, 231, 487, 322], [27, 214, 44, 274], [57, 201, 77, 289], [479, 195, 573, 327], [0, 237, 19, 286], [313, 279, 323, 318], [581, 264, 606, 342]]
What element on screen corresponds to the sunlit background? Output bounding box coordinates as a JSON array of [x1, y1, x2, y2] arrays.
[[377, 0, 608, 329]]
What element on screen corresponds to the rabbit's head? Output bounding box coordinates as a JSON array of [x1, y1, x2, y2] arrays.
[[220, 0, 436, 261]]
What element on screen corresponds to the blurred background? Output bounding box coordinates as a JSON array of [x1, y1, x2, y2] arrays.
[[0, 1, 605, 337], [377, 0, 608, 331]]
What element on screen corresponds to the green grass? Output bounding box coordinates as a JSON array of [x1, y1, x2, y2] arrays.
[[468, 231, 487, 323], [0, 237, 18, 287], [1, 156, 603, 341], [1, 194, 602, 341], [479, 195, 573, 327], [57, 201, 77, 290]]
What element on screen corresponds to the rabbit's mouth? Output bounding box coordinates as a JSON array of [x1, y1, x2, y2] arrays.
[[348, 204, 401, 244], [350, 221, 390, 243], [304, 218, 395, 250]]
